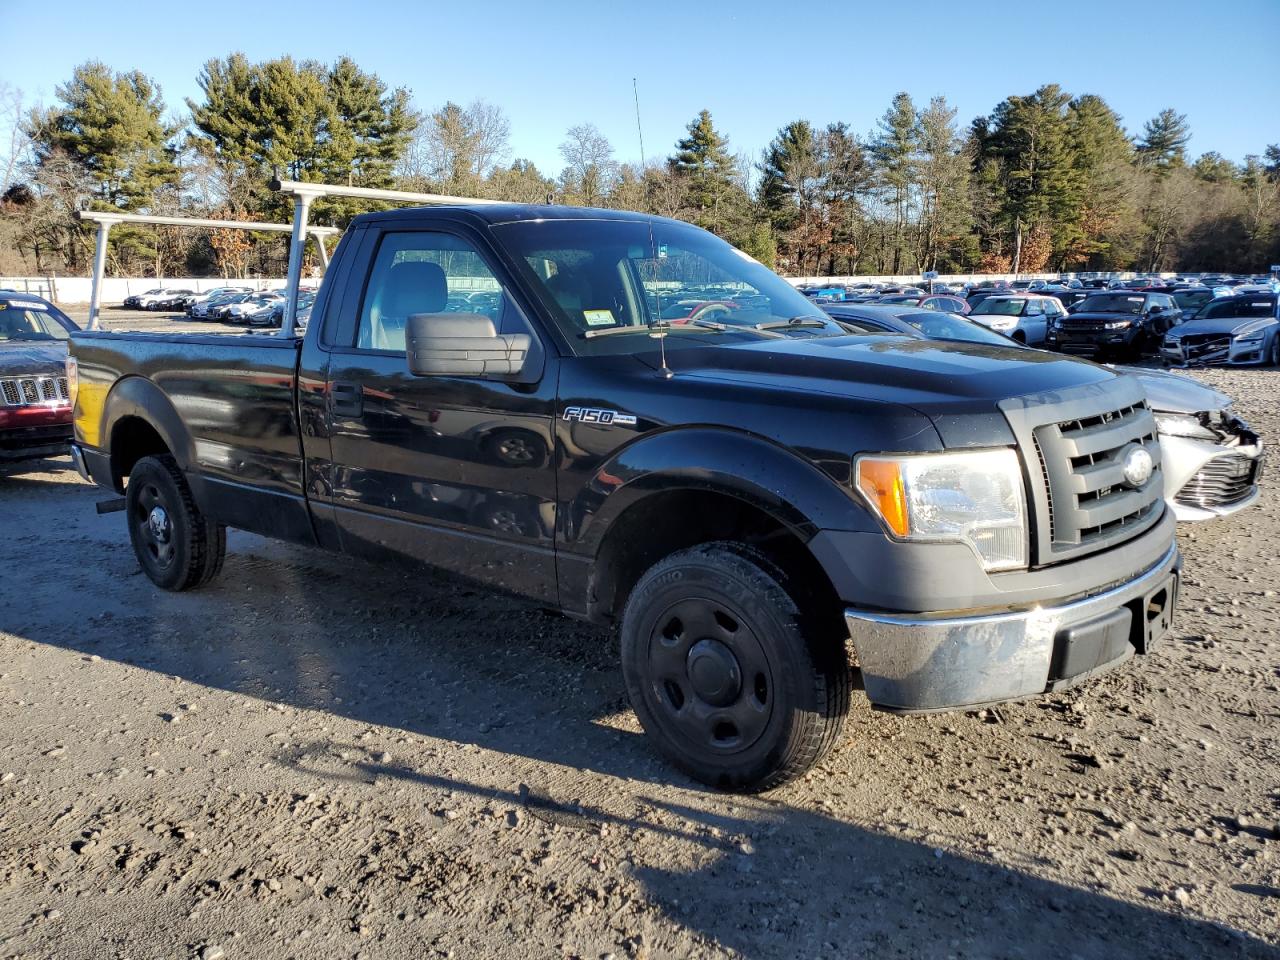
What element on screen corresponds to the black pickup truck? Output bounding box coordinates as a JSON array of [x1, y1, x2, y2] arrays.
[[68, 205, 1180, 791]]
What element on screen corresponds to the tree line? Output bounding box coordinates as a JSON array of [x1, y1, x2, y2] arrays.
[[1, 57, 1277, 279]]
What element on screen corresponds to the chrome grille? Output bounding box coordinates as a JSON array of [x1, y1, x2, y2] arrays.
[[1001, 379, 1165, 567], [0, 376, 70, 407], [1036, 402, 1162, 556], [1176, 454, 1259, 509]]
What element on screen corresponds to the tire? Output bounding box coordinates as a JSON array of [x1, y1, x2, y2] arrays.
[[1268, 335, 1280, 367], [126, 455, 226, 591], [620, 541, 850, 792]]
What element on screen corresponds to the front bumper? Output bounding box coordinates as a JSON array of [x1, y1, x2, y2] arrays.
[[1048, 326, 1139, 355], [1163, 431, 1264, 521], [844, 542, 1179, 712], [1161, 335, 1268, 366], [0, 423, 72, 462]]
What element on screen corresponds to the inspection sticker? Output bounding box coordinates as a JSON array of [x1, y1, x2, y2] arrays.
[[583, 309, 615, 327]]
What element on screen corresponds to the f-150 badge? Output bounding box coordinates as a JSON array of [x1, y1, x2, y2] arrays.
[[562, 406, 637, 426]]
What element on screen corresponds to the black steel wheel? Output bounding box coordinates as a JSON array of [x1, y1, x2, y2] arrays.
[[620, 542, 850, 792], [126, 455, 226, 591]]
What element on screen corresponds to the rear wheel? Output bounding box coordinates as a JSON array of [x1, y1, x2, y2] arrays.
[[1268, 335, 1280, 366], [126, 455, 226, 591], [620, 542, 850, 792]]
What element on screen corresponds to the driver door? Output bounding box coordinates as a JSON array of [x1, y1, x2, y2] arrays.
[[323, 226, 560, 603]]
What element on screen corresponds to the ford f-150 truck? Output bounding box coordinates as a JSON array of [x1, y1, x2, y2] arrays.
[[68, 205, 1180, 791]]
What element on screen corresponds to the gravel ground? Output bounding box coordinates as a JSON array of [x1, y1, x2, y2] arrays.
[[0, 357, 1277, 960]]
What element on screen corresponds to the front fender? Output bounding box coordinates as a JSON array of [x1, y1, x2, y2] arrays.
[[564, 426, 879, 557]]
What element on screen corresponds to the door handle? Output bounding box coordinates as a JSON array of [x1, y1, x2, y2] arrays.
[[329, 381, 363, 418]]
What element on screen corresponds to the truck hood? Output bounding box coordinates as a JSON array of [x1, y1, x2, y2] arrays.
[[1169, 316, 1274, 337], [638, 335, 1114, 447], [0, 341, 68, 377], [1111, 364, 1231, 414]]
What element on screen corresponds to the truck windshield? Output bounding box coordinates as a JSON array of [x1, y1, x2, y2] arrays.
[[491, 217, 849, 353]]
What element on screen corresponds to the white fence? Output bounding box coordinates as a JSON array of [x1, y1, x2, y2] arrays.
[[0, 276, 300, 304], [4, 270, 1170, 306]]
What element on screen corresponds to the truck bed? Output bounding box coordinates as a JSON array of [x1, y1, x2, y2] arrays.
[[72, 330, 312, 539]]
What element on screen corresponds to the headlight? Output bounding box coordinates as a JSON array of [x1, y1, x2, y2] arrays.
[[855, 449, 1028, 571], [1105, 320, 1131, 329], [986, 317, 1017, 331], [1153, 411, 1216, 440], [1235, 334, 1264, 345]]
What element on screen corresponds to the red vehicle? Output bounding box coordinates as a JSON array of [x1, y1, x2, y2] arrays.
[[658, 299, 742, 324], [0, 292, 79, 464]]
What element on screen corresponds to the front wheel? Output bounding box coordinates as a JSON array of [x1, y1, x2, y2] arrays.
[[126, 455, 226, 591], [620, 542, 850, 792]]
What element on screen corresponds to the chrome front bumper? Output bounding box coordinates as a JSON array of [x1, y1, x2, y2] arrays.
[[845, 543, 1179, 712]]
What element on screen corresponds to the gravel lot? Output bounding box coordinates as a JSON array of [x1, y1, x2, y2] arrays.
[[1, 330, 1278, 959]]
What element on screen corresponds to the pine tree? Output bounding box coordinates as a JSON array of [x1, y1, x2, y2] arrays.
[[818, 122, 870, 274], [1192, 152, 1238, 184], [981, 84, 1077, 271], [28, 61, 179, 212], [870, 93, 919, 273], [188, 54, 415, 222], [1136, 109, 1191, 171], [759, 120, 822, 272], [915, 97, 970, 271], [1061, 94, 1133, 266], [670, 110, 739, 233]]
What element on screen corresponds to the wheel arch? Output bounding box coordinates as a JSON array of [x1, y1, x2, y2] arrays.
[[101, 376, 197, 491], [567, 428, 866, 625]]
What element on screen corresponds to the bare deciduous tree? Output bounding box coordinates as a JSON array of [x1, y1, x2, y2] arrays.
[[399, 100, 511, 196], [559, 123, 618, 207]]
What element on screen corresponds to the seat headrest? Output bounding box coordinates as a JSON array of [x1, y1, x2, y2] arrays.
[[382, 261, 448, 316], [546, 269, 592, 316]]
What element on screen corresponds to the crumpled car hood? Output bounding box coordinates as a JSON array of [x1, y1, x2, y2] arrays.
[[1112, 364, 1230, 414], [1170, 315, 1275, 337]]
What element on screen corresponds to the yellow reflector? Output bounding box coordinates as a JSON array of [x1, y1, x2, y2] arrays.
[[65, 356, 78, 408], [856, 459, 910, 537]]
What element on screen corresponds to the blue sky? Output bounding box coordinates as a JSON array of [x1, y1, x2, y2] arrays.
[[4, 0, 1278, 175]]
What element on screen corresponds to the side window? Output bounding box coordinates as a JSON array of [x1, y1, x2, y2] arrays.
[[355, 231, 522, 351], [1025, 300, 1044, 316]]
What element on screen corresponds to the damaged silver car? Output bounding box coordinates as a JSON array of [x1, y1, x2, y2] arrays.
[[1118, 366, 1264, 521]]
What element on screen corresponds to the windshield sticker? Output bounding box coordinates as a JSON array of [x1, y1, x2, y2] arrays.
[[2, 300, 47, 311], [1126, 297, 1143, 303], [583, 309, 615, 327]]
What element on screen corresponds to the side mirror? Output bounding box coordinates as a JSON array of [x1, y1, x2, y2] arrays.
[[406, 313, 531, 378], [1148, 305, 1163, 314]]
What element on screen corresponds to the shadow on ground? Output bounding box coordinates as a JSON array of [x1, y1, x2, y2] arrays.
[[2, 477, 1277, 959]]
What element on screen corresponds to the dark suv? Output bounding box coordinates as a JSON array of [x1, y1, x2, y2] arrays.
[[1048, 291, 1181, 358]]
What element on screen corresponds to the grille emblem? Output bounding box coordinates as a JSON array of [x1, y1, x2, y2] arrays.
[[1121, 447, 1154, 488]]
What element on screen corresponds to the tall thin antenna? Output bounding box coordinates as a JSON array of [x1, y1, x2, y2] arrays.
[[632, 78, 646, 169]]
